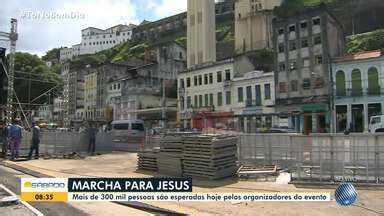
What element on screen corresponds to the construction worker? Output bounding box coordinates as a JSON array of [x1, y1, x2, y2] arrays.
[[28, 122, 40, 160], [8, 118, 22, 160], [0, 120, 8, 158]]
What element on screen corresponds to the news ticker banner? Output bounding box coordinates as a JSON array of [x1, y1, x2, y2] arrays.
[[21, 178, 331, 202]]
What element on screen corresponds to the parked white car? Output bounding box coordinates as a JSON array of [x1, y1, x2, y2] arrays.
[[369, 115, 384, 133]]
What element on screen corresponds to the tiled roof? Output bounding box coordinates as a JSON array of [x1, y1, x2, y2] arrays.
[[334, 50, 383, 62]]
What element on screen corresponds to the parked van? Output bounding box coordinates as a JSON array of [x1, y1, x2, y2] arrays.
[[369, 115, 384, 133], [111, 120, 145, 151]]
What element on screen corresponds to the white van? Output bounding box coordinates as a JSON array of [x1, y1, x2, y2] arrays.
[[369, 115, 384, 133], [111, 120, 145, 151]]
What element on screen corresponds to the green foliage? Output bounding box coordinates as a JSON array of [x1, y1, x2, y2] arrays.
[[42, 48, 60, 61], [11, 52, 63, 105], [274, 0, 334, 17], [346, 29, 384, 54]]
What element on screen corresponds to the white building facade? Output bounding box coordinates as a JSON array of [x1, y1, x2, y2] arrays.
[[59, 24, 135, 62], [178, 59, 277, 131], [333, 50, 384, 133]]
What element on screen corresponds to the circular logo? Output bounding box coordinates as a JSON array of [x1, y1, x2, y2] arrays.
[[335, 183, 357, 206]]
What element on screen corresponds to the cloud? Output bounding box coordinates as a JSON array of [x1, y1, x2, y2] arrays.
[[154, 0, 187, 17], [0, 0, 139, 56]]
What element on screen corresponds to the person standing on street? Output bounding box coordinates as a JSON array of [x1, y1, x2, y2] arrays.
[[28, 122, 40, 160], [8, 118, 22, 161], [88, 123, 97, 155], [0, 120, 8, 158]]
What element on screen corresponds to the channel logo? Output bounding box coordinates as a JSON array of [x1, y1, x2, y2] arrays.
[[335, 183, 358, 206], [22, 178, 68, 192]]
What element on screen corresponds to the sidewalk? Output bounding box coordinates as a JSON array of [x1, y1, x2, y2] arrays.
[[3, 152, 384, 216]]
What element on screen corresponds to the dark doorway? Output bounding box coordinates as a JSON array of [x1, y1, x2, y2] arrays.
[[351, 104, 364, 132], [336, 105, 348, 133], [317, 113, 327, 133], [303, 113, 313, 135]]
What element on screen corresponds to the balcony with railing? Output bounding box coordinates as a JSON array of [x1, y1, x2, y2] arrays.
[[334, 87, 382, 98], [245, 99, 262, 108]]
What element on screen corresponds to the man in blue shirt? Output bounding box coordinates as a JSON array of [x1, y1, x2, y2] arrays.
[[0, 120, 8, 158], [8, 118, 22, 160]]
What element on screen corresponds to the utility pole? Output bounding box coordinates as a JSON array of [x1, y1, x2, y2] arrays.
[[161, 78, 166, 128], [0, 19, 18, 124]]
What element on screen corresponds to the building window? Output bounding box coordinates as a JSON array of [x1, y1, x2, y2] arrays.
[[351, 69, 363, 96], [198, 75, 202, 85], [246, 86, 252, 104], [217, 92, 223, 106], [225, 91, 231, 105], [197, 11, 203, 23], [194, 95, 198, 107], [209, 93, 214, 106], [302, 78, 311, 90], [279, 82, 287, 93], [314, 35, 322, 45], [209, 73, 213, 84], [186, 78, 191, 87], [315, 78, 325, 89], [255, 85, 261, 106], [288, 25, 296, 33], [180, 97, 185, 110], [264, 84, 271, 99], [190, 54, 195, 65], [313, 18, 321, 26], [279, 63, 286, 72], [289, 41, 296, 51], [368, 67, 380, 95], [225, 69, 231, 81], [315, 55, 323, 65], [289, 60, 297, 71], [278, 43, 285, 53], [300, 21, 308, 29], [204, 94, 209, 106], [238, 87, 244, 102], [204, 74, 208, 85], [194, 76, 198, 86], [278, 28, 284, 35], [199, 95, 203, 107], [179, 79, 185, 88], [198, 52, 203, 64], [336, 70, 346, 96], [291, 80, 298, 92], [217, 71, 222, 83], [301, 39, 309, 48]]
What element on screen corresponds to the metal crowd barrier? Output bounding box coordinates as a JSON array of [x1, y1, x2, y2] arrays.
[[238, 133, 384, 184]]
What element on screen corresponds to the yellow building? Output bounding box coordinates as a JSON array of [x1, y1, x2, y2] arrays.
[[84, 72, 97, 120]]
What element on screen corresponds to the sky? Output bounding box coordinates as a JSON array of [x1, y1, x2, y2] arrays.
[[0, 0, 188, 56]]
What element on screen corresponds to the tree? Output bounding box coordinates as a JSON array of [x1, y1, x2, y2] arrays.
[[42, 48, 60, 62], [9, 52, 63, 106]]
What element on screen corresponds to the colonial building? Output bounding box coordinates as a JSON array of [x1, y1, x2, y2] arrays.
[[273, 6, 345, 134], [178, 59, 277, 131], [333, 50, 384, 133], [235, 0, 282, 53], [84, 72, 97, 120], [59, 24, 136, 62], [232, 70, 277, 132], [80, 24, 135, 55]]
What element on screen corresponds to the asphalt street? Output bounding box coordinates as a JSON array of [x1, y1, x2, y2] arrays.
[[0, 164, 88, 216]]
